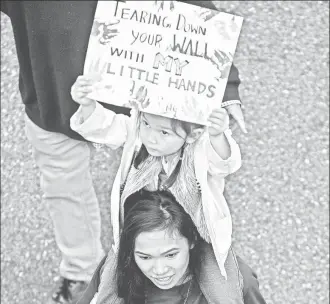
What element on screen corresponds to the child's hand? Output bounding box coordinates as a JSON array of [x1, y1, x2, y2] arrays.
[[71, 74, 101, 106], [208, 108, 229, 136]]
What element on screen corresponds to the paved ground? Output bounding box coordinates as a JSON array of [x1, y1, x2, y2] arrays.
[[1, 2, 329, 304]]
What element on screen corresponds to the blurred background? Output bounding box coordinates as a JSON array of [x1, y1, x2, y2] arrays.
[[1, 1, 329, 303]]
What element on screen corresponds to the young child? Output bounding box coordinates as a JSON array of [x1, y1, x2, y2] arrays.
[[70, 73, 244, 304]]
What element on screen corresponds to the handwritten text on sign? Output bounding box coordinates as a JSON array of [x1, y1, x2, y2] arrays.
[[84, 1, 243, 124]]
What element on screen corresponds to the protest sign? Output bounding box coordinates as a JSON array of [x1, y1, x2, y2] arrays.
[[84, 1, 243, 125]]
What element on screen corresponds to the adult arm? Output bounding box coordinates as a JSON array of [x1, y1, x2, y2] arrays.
[[77, 249, 125, 304], [76, 255, 107, 304]]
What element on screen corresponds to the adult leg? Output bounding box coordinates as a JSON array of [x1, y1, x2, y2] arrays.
[[25, 114, 105, 299], [77, 248, 123, 304]]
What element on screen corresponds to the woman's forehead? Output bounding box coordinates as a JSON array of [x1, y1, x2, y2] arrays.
[[135, 229, 188, 254]]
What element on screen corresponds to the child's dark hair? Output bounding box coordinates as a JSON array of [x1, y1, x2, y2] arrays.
[[134, 115, 203, 189], [116, 190, 202, 304]]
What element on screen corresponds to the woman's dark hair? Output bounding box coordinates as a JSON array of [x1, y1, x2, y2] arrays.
[[116, 190, 202, 304]]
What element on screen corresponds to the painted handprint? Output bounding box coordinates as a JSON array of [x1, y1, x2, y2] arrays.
[[91, 19, 120, 45], [199, 8, 219, 22], [165, 103, 178, 118], [208, 49, 233, 81], [182, 95, 205, 123], [154, 1, 175, 12], [130, 84, 151, 109]]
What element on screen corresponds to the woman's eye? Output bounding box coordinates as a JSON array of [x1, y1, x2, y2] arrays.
[[138, 255, 151, 260], [166, 252, 178, 259], [161, 130, 169, 136]]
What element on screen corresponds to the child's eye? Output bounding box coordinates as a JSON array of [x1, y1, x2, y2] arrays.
[[142, 120, 150, 127], [166, 252, 178, 259], [161, 130, 169, 136]]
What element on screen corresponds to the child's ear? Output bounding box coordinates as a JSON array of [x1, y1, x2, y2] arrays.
[[185, 128, 204, 144]]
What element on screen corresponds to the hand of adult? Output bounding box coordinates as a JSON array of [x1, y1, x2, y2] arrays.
[[226, 104, 247, 133]]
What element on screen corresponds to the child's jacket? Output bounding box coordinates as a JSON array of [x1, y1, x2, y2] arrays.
[[70, 103, 241, 277]]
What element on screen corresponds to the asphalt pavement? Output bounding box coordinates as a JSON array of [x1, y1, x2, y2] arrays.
[[1, 1, 329, 304]]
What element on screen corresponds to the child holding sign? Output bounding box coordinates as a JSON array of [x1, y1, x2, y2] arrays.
[[68, 73, 262, 304]]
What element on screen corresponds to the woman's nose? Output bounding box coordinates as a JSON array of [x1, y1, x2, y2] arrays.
[[152, 259, 168, 275]]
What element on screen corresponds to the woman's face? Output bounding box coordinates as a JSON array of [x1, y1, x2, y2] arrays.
[[134, 229, 192, 290]]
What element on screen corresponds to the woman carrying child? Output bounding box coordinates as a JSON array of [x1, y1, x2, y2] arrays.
[[68, 67, 264, 304]]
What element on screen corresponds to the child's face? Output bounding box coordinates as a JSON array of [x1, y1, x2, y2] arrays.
[[139, 113, 186, 157]]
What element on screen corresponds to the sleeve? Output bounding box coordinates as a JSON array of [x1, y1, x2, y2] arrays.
[[222, 63, 241, 103], [206, 129, 242, 176], [76, 255, 108, 304], [96, 249, 124, 304], [70, 101, 132, 150]]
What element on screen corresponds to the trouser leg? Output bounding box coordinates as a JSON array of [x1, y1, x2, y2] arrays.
[[25, 114, 105, 282]]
